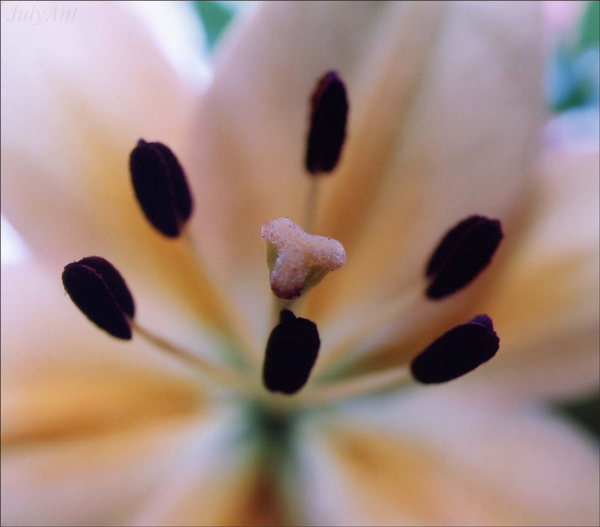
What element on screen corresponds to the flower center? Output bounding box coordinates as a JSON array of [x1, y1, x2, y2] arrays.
[[61, 70, 504, 410]]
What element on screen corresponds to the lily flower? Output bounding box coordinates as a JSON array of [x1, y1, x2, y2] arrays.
[[2, 2, 598, 526]]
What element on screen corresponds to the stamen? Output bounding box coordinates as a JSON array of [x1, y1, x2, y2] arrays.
[[262, 217, 345, 300], [131, 321, 245, 391], [305, 70, 349, 175], [62, 256, 134, 339], [129, 139, 193, 237], [426, 215, 503, 299], [316, 284, 424, 372], [263, 309, 320, 395], [410, 314, 500, 384], [63, 256, 246, 389]]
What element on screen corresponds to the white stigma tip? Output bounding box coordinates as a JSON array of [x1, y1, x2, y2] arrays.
[[261, 218, 346, 300]]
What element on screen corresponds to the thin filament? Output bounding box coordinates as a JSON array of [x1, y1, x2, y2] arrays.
[[319, 282, 426, 373], [132, 321, 246, 392]]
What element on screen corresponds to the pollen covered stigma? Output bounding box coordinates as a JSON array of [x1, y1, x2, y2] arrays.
[[262, 218, 346, 301]]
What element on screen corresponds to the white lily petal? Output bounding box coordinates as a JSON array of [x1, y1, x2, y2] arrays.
[[1, 3, 597, 526], [129, 406, 269, 527], [311, 0, 545, 332], [1, 263, 211, 444], [318, 130, 599, 393], [187, 1, 405, 349], [0, 1, 243, 342], [1, 264, 264, 526], [119, 0, 211, 87], [2, 408, 253, 527], [185, 2, 545, 349], [465, 143, 599, 399], [1, 215, 30, 265], [287, 386, 599, 526]]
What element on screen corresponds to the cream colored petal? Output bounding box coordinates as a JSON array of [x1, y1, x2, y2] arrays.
[[316, 135, 599, 387], [464, 144, 599, 399], [0, 1, 244, 343], [2, 407, 256, 527], [130, 414, 280, 527], [309, 0, 545, 323], [287, 386, 599, 526], [120, 1, 211, 86], [185, 1, 544, 352], [187, 1, 403, 351], [1, 263, 221, 445], [1, 263, 279, 526]]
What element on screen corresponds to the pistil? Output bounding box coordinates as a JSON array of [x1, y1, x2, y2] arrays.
[[262, 217, 346, 301]]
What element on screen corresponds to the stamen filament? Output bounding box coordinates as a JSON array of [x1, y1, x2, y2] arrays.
[[320, 282, 426, 372], [132, 321, 246, 392], [301, 367, 411, 407]]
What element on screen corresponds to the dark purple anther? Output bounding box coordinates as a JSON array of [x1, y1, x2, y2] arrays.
[[305, 71, 349, 175], [130, 139, 193, 237], [62, 256, 134, 339], [426, 215, 503, 299], [410, 315, 499, 384], [263, 309, 320, 395]]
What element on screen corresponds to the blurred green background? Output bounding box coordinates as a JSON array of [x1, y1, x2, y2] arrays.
[[193, 0, 600, 438]]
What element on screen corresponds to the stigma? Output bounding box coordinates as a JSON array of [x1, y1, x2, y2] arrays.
[[261, 217, 346, 300]]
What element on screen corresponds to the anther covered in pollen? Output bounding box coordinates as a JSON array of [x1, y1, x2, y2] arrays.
[[426, 215, 503, 299], [263, 309, 320, 395], [62, 256, 135, 340], [411, 315, 500, 384], [305, 70, 348, 175], [262, 217, 346, 300], [129, 139, 193, 237]]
